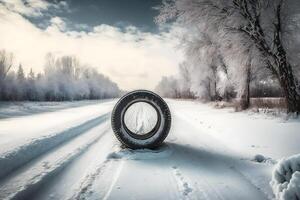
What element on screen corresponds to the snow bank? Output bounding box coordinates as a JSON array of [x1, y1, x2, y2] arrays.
[[107, 144, 173, 160], [168, 99, 300, 159], [0, 113, 109, 179], [253, 154, 266, 163], [252, 154, 277, 165], [0, 100, 106, 119], [271, 154, 300, 200]]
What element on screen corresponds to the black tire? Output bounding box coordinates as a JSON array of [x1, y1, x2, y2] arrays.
[[111, 90, 171, 149]]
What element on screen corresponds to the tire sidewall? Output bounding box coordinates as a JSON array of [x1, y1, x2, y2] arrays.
[[111, 90, 171, 149]]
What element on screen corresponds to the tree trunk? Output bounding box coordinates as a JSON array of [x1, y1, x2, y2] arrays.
[[278, 63, 300, 113], [207, 80, 211, 101], [212, 79, 217, 100], [211, 66, 220, 101], [0, 77, 4, 100], [239, 61, 251, 110]]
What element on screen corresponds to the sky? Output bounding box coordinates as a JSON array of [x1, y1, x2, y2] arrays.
[[0, 0, 183, 90]]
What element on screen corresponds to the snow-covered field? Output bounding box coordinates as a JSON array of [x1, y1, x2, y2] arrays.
[[0, 99, 299, 200], [0, 100, 110, 119]]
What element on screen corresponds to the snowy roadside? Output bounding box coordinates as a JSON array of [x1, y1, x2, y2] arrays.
[[0, 99, 114, 119], [167, 99, 300, 199], [0, 99, 299, 199], [0, 100, 116, 179], [167, 99, 300, 159]]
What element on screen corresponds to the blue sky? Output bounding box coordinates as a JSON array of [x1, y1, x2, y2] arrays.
[[47, 0, 162, 32], [25, 0, 162, 33]]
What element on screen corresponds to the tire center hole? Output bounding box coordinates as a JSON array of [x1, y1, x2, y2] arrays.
[[124, 102, 158, 135]]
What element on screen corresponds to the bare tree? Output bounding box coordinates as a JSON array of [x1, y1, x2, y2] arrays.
[[155, 76, 180, 98], [17, 64, 25, 82], [182, 32, 228, 101], [178, 62, 194, 98], [239, 55, 251, 110], [0, 52, 120, 101], [156, 0, 300, 113], [0, 50, 13, 80], [232, 0, 300, 112], [0, 50, 14, 99], [58, 56, 79, 78]]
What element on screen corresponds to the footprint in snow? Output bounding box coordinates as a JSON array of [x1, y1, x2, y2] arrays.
[[172, 167, 193, 198], [183, 182, 193, 196], [42, 161, 50, 169]]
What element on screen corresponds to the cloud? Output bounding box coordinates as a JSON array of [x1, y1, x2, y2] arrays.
[[0, 0, 69, 17], [0, 0, 49, 16], [0, 3, 183, 90], [49, 16, 66, 31]]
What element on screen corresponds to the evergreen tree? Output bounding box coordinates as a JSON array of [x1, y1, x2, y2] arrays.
[[17, 64, 25, 82], [28, 68, 35, 80]]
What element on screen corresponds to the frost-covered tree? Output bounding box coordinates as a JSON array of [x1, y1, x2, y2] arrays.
[[155, 0, 300, 113], [28, 68, 35, 80], [178, 61, 194, 98], [26, 68, 37, 100], [17, 64, 25, 82], [232, 0, 300, 112], [0, 53, 120, 101], [155, 76, 180, 98], [0, 50, 13, 80], [16, 64, 26, 100], [182, 33, 229, 101], [40, 54, 120, 101], [0, 50, 13, 99]]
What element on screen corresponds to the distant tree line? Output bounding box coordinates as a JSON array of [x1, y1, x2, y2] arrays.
[[0, 50, 120, 101], [155, 0, 300, 113], [155, 62, 284, 100]]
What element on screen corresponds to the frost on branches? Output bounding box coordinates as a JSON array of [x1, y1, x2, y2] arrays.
[[0, 51, 120, 101], [155, 0, 300, 113]]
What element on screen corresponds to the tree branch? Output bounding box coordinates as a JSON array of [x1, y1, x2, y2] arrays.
[[232, 0, 281, 75]]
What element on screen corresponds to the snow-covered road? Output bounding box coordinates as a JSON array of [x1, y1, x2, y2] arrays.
[[1, 99, 297, 200]]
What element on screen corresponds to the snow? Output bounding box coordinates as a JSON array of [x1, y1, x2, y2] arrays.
[[123, 102, 158, 135], [0, 123, 110, 200], [271, 154, 300, 200], [0, 100, 109, 119], [168, 99, 300, 159], [0, 100, 116, 179], [107, 144, 173, 160], [0, 99, 299, 199], [252, 154, 276, 165], [254, 154, 267, 163]]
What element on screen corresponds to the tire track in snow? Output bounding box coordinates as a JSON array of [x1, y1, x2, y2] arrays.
[[66, 137, 122, 200], [70, 160, 111, 200], [69, 157, 125, 200], [0, 124, 110, 200], [0, 113, 110, 180], [85, 145, 176, 200], [70, 149, 126, 200], [169, 109, 269, 200], [229, 166, 271, 199], [197, 178, 226, 200], [102, 160, 125, 200]]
